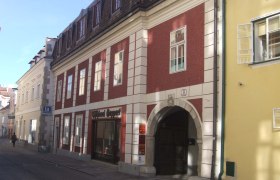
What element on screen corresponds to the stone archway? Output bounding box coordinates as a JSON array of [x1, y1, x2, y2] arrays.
[[140, 98, 202, 177]]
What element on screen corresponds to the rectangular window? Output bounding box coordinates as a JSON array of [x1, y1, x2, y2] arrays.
[[239, 13, 280, 64], [75, 115, 83, 147], [66, 29, 72, 49], [25, 91, 28, 103], [112, 0, 121, 13], [79, 68, 86, 95], [58, 38, 63, 57], [93, 2, 101, 27], [63, 116, 70, 145], [77, 17, 86, 40], [22, 93, 24, 104], [170, 26, 186, 73], [57, 80, 62, 102], [31, 87, 34, 100], [37, 84, 41, 99], [113, 51, 123, 86], [93, 120, 121, 163], [94, 61, 102, 91], [66, 74, 73, 99]]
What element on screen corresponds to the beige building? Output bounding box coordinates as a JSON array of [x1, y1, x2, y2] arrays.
[[15, 38, 56, 148]]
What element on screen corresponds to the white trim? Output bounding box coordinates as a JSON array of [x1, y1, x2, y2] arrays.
[[251, 9, 280, 22], [273, 108, 280, 129]]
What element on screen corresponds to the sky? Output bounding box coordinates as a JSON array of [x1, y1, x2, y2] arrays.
[[0, 0, 93, 88]]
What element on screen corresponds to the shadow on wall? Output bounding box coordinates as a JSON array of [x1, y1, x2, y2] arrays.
[[256, 120, 280, 180]]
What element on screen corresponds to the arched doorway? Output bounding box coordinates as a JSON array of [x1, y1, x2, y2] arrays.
[[144, 99, 202, 177], [154, 106, 188, 174]]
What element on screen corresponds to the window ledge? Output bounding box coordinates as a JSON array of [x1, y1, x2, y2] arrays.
[[249, 58, 280, 68]]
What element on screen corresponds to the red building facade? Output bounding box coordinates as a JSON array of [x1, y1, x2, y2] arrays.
[[51, 0, 221, 178]]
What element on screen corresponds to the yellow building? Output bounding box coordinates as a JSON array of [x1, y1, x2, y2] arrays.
[[225, 0, 280, 180]]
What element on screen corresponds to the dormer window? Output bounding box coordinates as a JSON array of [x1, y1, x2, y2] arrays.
[[77, 17, 86, 40], [112, 0, 121, 13], [66, 29, 72, 49], [47, 44, 53, 56], [93, 2, 101, 27], [58, 37, 63, 57]]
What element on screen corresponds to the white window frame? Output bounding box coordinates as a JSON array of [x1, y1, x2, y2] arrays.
[[94, 61, 102, 91], [273, 108, 280, 129], [66, 74, 73, 99], [238, 13, 280, 64], [75, 115, 83, 147], [79, 68, 86, 96], [169, 26, 187, 74], [267, 14, 280, 60], [63, 116, 70, 145], [113, 50, 124, 86], [57, 80, 62, 102]]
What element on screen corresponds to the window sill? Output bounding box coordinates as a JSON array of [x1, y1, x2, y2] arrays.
[[249, 58, 280, 68]]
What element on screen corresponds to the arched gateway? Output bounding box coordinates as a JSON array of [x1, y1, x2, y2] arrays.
[[142, 99, 202, 177]]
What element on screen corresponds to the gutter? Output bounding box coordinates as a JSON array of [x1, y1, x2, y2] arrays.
[[218, 0, 226, 179], [211, 0, 218, 178]]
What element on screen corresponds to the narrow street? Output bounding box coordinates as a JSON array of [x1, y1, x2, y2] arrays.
[[0, 138, 192, 180], [0, 138, 145, 180]]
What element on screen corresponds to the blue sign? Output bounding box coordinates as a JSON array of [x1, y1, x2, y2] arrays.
[[42, 106, 52, 114]]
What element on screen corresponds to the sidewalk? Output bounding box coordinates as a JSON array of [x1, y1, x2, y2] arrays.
[[11, 139, 208, 180]]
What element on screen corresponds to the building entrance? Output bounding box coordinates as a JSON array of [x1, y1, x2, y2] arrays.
[[154, 107, 189, 175]]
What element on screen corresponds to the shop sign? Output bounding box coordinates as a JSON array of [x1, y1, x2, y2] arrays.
[[92, 108, 121, 119], [138, 123, 146, 155]]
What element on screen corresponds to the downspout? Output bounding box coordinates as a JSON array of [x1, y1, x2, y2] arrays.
[[218, 0, 226, 179], [211, 0, 218, 178]]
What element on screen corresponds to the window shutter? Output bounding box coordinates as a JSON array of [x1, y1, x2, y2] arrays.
[[237, 24, 252, 64], [273, 108, 280, 129]]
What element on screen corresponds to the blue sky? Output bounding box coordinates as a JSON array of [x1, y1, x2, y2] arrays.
[[0, 0, 93, 87]]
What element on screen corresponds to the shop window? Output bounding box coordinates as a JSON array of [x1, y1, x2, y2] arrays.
[[94, 120, 121, 163], [170, 26, 186, 73], [56, 80, 62, 102], [75, 115, 83, 147], [113, 51, 124, 86], [238, 13, 280, 64], [29, 119, 36, 144], [79, 68, 86, 96], [94, 61, 102, 91], [66, 74, 73, 99], [63, 116, 70, 145]]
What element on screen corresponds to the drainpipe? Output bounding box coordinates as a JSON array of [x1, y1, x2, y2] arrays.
[[211, 0, 218, 179], [218, 0, 226, 179]]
